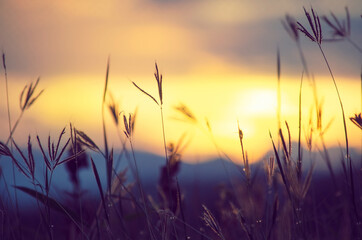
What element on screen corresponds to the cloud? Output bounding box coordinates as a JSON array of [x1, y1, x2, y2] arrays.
[[0, 0, 360, 79]]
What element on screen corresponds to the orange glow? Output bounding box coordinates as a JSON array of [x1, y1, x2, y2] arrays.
[[1, 72, 359, 163]]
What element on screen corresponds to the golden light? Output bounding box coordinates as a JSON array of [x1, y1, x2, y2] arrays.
[[238, 89, 277, 115]]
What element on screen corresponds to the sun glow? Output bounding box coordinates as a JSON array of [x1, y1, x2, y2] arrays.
[[239, 89, 277, 115], [1, 72, 360, 164]]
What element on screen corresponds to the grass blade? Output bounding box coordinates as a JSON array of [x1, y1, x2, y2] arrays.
[[107, 149, 113, 192], [270, 131, 292, 200], [76, 129, 101, 153], [302, 163, 315, 199], [132, 81, 159, 105], [14, 186, 80, 222], [90, 158, 109, 224], [103, 57, 110, 104], [102, 58, 110, 162]]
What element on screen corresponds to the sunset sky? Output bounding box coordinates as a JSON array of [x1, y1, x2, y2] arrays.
[[0, 0, 361, 163]]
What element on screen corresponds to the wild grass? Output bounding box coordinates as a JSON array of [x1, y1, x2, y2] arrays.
[[0, 5, 362, 240]]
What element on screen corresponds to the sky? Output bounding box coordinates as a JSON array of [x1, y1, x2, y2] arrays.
[[0, 0, 361, 163]]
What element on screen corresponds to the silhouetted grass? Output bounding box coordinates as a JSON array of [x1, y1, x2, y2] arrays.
[[0, 5, 361, 240]]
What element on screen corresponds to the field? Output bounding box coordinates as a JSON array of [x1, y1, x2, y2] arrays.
[[0, 3, 362, 240]]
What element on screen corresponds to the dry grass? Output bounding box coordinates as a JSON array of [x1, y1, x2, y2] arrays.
[[0, 5, 361, 240]]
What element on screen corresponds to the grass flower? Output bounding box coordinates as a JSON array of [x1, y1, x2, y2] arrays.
[[5, 76, 44, 144], [350, 113, 362, 130], [122, 111, 137, 139], [297, 7, 322, 44], [322, 7, 362, 53], [107, 93, 120, 126], [322, 7, 350, 39], [132, 62, 163, 106], [19, 77, 44, 111], [282, 14, 299, 42], [202, 205, 225, 240]]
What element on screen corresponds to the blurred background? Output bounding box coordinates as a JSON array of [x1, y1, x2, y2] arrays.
[[0, 0, 361, 163]]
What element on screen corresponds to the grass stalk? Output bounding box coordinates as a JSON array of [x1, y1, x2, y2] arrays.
[[128, 139, 156, 240], [316, 44, 360, 222], [297, 72, 304, 181], [133, 63, 174, 211], [159, 105, 175, 212], [298, 7, 360, 229], [160, 106, 169, 173], [102, 57, 110, 177], [5, 112, 24, 146], [346, 37, 362, 54], [174, 104, 244, 210], [296, 42, 310, 79], [176, 177, 188, 240], [317, 44, 349, 158], [3, 53, 12, 145], [277, 47, 281, 153], [70, 129, 85, 240], [94, 60, 113, 237], [2, 52, 23, 240], [207, 127, 245, 210], [122, 111, 156, 238]]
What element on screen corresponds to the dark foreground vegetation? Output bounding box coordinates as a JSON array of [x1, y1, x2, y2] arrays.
[[0, 6, 362, 240]]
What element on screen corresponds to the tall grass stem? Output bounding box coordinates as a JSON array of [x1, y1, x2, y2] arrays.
[[129, 140, 156, 240], [297, 72, 304, 181], [317, 45, 349, 157]]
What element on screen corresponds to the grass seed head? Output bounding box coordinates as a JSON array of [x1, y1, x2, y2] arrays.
[[282, 14, 299, 41], [2, 52, 6, 70], [297, 7, 323, 44], [174, 103, 197, 123], [202, 205, 225, 240], [322, 7, 350, 39], [265, 156, 275, 186], [350, 113, 362, 130], [19, 77, 44, 111], [122, 110, 137, 138], [107, 93, 120, 126], [154, 62, 163, 105], [0, 142, 11, 157]]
